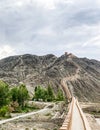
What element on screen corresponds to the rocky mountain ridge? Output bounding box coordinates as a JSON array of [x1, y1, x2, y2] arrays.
[[0, 53, 100, 102]]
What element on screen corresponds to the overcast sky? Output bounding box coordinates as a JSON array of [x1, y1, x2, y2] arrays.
[[0, 0, 100, 60]]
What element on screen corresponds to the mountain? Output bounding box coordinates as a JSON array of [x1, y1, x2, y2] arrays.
[[0, 53, 100, 102]]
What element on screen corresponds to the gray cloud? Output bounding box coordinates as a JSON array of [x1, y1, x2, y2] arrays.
[[0, 0, 100, 60]]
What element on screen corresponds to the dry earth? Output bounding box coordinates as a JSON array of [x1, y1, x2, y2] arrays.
[[0, 101, 67, 130], [80, 102, 100, 130]]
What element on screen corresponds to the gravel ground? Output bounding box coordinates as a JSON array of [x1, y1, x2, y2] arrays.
[[0, 101, 66, 130]]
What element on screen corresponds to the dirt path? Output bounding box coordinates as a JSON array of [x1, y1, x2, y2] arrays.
[[0, 108, 49, 125]]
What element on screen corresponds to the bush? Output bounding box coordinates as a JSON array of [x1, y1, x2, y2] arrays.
[[0, 106, 8, 117]]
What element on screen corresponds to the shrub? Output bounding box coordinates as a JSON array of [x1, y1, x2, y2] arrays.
[[0, 106, 8, 117]]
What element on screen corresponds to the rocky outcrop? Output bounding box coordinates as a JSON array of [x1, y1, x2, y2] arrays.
[[0, 53, 100, 102]]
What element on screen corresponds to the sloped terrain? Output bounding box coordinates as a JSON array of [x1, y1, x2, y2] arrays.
[[0, 53, 100, 102]]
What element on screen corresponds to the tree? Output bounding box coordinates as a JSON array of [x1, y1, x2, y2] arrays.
[[34, 86, 41, 101], [10, 84, 29, 108], [10, 87, 18, 102], [0, 80, 9, 107], [56, 89, 64, 101], [34, 86, 47, 101], [17, 84, 29, 107], [47, 85, 55, 101], [39, 87, 48, 101], [33, 85, 56, 102]]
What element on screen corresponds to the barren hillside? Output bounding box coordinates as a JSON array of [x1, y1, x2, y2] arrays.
[[0, 53, 100, 102]]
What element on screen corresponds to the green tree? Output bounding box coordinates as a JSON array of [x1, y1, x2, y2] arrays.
[[34, 86, 43, 100], [17, 84, 29, 107], [47, 85, 54, 101], [33, 86, 48, 101], [0, 80, 9, 107], [10, 87, 18, 102], [10, 84, 29, 108], [33, 85, 56, 102], [56, 89, 64, 101], [34, 86, 42, 101], [41, 88, 48, 101]]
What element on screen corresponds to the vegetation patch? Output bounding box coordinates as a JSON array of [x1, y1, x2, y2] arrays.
[[33, 85, 65, 102], [0, 80, 65, 118]]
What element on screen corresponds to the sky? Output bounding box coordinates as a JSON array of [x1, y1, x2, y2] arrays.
[[0, 0, 100, 60]]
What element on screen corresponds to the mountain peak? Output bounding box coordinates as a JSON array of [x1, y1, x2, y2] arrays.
[[65, 52, 77, 58]]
